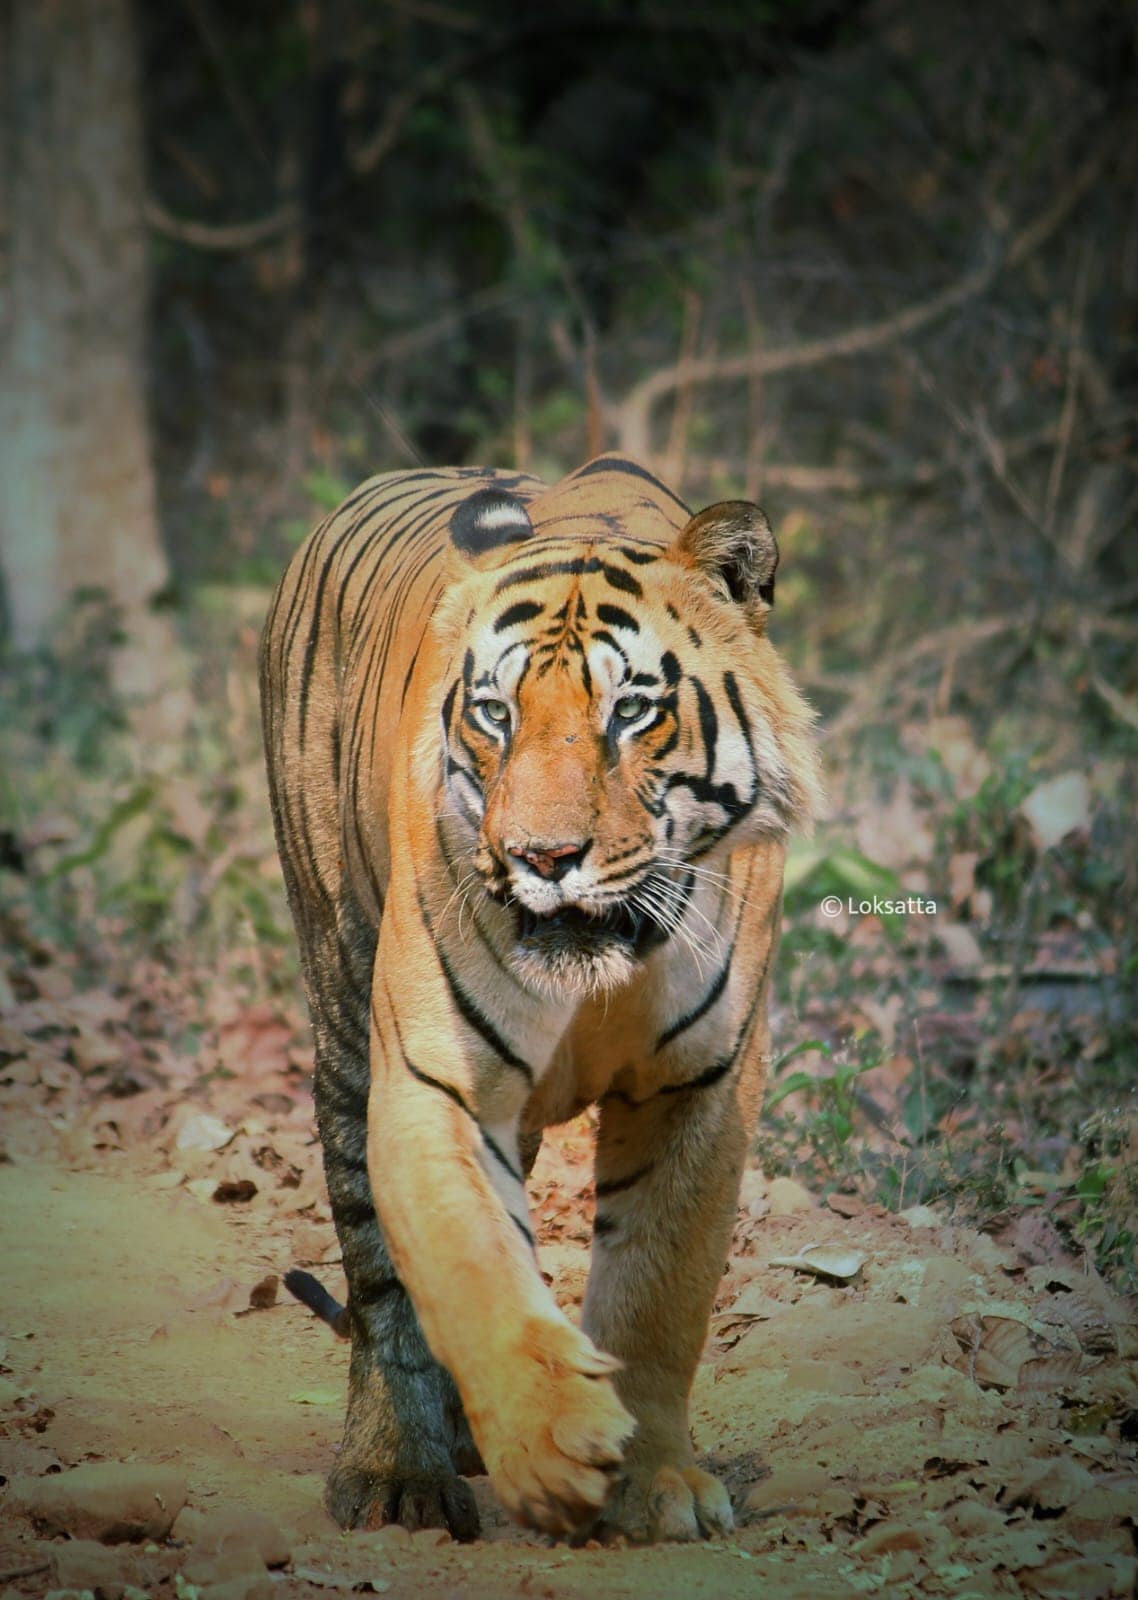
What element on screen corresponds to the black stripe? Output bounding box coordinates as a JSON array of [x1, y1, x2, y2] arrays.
[[352, 1274, 405, 1309], [600, 562, 643, 597], [483, 1130, 523, 1185], [511, 1213, 537, 1248], [595, 1163, 654, 1198], [494, 599, 544, 632], [433, 817, 527, 990], [321, 1073, 369, 1119], [596, 603, 640, 633], [376, 983, 472, 1113], [659, 1058, 733, 1095], [598, 859, 653, 887], [572, 455, 691, 514], [693, 677, 719, 779], [493, 556, 643, 599], [403, 1054, 476, 1116], [656, 956, 732, 1051], [417, 890, 533, 1084], [400, 646, 420, 707], [495, 559, 590, 591], [590, 629, 629, 660], [335, 1195, 377, 1229], [593, 1214, 618, 1237]]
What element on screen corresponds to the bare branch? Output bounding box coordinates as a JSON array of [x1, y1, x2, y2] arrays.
[[350, 46, 487, 175], [822, 608, 1138, 744], [1043, 239, 1093, 541], [144, 197, 298, 252], [694, 426, 1059, 496], [615, 124, 1121, 463]]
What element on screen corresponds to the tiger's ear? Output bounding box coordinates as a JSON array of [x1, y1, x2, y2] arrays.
[[449, 488, 534, 562], [676, 500, 779, 615]]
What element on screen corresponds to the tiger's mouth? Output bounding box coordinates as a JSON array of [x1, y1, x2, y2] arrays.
[[514, 900, 666, 960], [508, 898, 663, 997]]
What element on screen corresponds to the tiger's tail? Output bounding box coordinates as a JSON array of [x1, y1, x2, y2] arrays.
[[283, 1268, 351, 1338]]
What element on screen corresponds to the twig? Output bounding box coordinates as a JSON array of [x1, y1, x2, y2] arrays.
[[181, 0, 273, 172], [981, 861, 1047, 1076], [902, 349, 1046, 534], [696, 426, 1059, 496], [617, 253, 998, 460], [739, 95, 806, 498], [1043, 240, 1094, 541], [351, 48, 484, 175], [0, 1563, 51, 1583], [662, 289, 702, 489], [145, 198, 299, 252], [822, 616, 1027, 742], [615, 123, 1120, 462], [820, 610, 1138, 744]]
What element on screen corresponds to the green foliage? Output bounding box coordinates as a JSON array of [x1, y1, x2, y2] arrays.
[[767, 1045, 877, 1173], [0, 595, 127, 777], [0, 609, 294, 992], [302, 468, 355, 514]]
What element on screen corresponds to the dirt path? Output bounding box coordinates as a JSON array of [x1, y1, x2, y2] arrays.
[[2, 1142, 1136, 1600]]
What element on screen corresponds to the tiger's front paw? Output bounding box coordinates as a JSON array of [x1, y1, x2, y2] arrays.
[[474, 1318, 634, 1536], [599, 1462, 734, 1543]]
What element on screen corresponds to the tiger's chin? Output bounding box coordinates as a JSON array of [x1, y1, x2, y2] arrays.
[[509, 903, 662, 998]]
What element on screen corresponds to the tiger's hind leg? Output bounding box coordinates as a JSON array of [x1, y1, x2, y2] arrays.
[[308, 903, 480, 1539]]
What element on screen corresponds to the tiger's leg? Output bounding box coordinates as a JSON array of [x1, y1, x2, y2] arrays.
[[582, 1047, 762, 1542], [367, 953, 633, 1536], [308, 899, 480, 1538]]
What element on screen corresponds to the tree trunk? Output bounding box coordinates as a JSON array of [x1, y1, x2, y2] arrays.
[[0, 0, 176, 702]]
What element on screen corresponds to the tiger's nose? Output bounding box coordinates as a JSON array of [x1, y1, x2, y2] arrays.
[[505, 840, 591, 881]]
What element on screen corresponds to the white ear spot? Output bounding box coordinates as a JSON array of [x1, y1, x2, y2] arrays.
[[450, 490, 534, 555]]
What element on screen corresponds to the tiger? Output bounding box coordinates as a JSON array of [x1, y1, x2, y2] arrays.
[[259, 452, 821, 1544]]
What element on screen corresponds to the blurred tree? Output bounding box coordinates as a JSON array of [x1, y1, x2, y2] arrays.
[[0, 0, 179, 704]]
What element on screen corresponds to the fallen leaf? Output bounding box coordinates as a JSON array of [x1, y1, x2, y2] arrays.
[[951, 1314, 1035, 1389], [175, 1113, 236, 1153], [938, 923, 984, 969], [248, 1275, 279, 1311], [1004, 1455, 1095, 1513], [1020, 773, 1091, 852], [769, 1244, 867, 1282], [1016, 1352, 1084, 1396]]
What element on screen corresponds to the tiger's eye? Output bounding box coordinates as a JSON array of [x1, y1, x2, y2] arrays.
[[480, 698, 510, 724], [613, 694, 650, 722]]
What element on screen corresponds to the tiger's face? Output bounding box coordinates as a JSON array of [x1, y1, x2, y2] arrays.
[[429, 488, 817, 995]]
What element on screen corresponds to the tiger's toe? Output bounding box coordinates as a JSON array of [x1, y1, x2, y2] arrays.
[[599, 1461, 734, 1543], [326, 1464, 480, 1541]]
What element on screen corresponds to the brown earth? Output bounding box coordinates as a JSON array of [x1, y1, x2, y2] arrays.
[[1, 1100, 1136, 1600]]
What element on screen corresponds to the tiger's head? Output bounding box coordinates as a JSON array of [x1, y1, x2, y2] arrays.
[[424, 466, 821, 996]]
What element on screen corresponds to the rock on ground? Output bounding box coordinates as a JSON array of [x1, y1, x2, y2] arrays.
[[8, 1462, 187, 1542]]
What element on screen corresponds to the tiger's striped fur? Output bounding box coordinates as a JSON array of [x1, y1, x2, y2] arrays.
[[260, 453, 821, 1543]]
